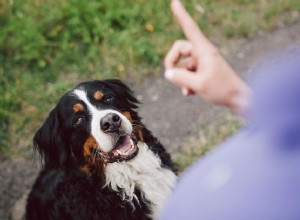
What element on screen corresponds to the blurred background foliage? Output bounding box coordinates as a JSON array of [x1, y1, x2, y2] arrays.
[[0, 0, 299, 154]]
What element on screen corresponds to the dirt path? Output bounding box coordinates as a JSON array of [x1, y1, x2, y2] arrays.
[[1, 22, 300, 220]]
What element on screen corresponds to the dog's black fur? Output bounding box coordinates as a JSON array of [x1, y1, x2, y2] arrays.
[[26, 80, 176, 220]]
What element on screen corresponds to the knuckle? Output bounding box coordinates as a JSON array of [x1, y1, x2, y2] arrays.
[[174, 39, 185, 44], [173, 39, 190, 48]]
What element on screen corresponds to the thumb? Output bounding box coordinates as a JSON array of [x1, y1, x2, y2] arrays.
[[164, 68, 200, 91]]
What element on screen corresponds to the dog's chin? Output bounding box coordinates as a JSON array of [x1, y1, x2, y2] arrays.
[[93, 135, 139, 163]]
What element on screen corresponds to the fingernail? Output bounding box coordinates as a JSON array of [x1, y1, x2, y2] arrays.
[[165, 69, 175, 80], [182, 87, 188, 96]]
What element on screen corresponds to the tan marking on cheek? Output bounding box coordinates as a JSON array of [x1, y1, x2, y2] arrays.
[[83, 136, 97, 158], [81, 165, 91, 176], [93, 91, 104, 101], [82, 136, 105, 175], [122, 111, 132, 121], [123, 112, 143, 141], [73, 103, 84, 113], [134, 125, 144, 142]]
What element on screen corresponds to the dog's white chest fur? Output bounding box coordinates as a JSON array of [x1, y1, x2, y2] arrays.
[[105, 142, 177, 217]]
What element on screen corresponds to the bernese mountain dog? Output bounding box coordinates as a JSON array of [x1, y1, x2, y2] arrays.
[[26, 80, 177, 220]]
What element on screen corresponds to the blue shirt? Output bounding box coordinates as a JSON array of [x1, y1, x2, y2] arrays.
[[159, 48, 300, 220]]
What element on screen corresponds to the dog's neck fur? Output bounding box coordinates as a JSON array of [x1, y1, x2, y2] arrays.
[[104, 142, 177, 217]]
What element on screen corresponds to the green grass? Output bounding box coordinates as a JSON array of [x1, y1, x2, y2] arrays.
[[0, 0, 299, 154]]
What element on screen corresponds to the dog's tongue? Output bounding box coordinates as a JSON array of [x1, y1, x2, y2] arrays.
[[114, 136, 132, 154]]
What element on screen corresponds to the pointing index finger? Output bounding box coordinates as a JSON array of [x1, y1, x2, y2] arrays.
[[171, 0, 215, 52]]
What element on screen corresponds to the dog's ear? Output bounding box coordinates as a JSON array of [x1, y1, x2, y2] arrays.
[[103, 79, 140, 109], [33, 108, 69, 168]]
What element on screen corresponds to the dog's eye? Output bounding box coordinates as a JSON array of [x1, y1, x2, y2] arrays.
[[73, 117, 84, 127], [104, 96, 114, 102]]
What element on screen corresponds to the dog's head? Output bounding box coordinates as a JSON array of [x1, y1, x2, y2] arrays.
[[34, 80, 143, 171]]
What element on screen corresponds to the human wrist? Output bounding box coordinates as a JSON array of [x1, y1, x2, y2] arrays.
[[227, 79, 251, 115]]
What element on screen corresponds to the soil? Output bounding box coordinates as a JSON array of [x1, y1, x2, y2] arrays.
[[1, 22, 300, 220]]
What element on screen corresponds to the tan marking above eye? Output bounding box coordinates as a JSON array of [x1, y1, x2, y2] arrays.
[[93, 91, 104, 101], [73, 103, 84, 112]]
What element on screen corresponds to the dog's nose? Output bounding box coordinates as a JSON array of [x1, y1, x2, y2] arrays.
[[100, 113, 121, 133]]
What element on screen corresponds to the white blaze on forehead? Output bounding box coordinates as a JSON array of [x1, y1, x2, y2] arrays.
[[73, 89, 132, 152]]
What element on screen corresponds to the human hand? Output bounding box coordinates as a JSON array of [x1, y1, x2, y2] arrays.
[[164, 0, 251, 113]]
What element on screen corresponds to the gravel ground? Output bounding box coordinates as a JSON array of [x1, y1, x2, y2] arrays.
[[1, 22, 300, 220]]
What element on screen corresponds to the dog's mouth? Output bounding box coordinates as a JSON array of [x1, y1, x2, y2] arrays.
[[92, 135, 139, 163]]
